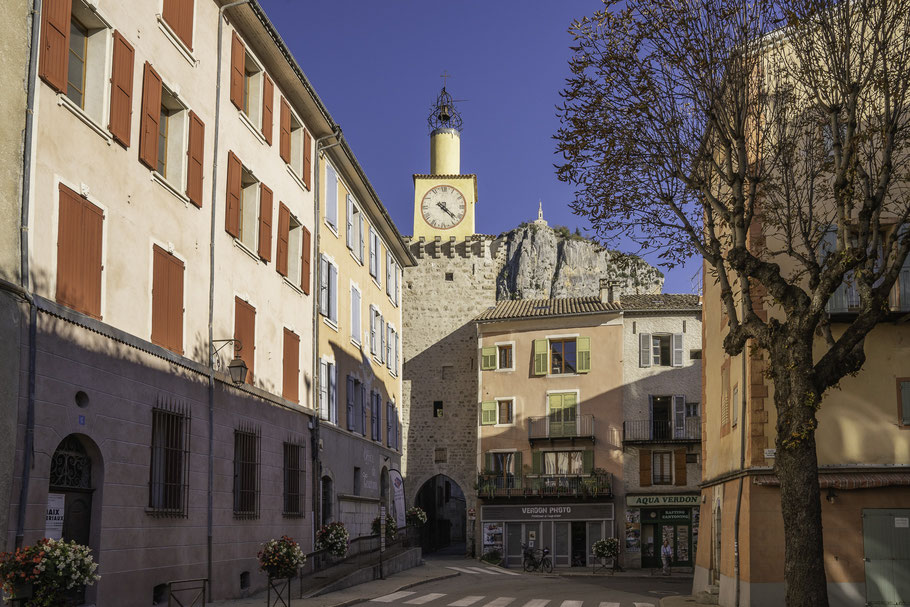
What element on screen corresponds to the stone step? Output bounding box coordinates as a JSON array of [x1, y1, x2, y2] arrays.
[[707, 585, 720, 595], [695, 591, 719, 605]]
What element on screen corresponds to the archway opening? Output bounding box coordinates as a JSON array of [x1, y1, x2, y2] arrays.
[[415, 475, 466, 555]]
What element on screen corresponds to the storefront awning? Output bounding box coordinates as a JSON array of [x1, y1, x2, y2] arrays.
[[752, 471, 910, 489]]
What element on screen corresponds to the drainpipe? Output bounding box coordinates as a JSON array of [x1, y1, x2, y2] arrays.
[[14, 0, 42, 550], [206, 0, 251, 590], [733, 343, 747, 606], [310, 127, 343, 539]]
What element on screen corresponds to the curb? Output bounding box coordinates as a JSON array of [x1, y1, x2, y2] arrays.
[[317, 571, 461, 607]]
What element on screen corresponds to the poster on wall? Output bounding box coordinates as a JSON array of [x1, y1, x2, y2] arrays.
[[625, 509, 641, 553], [692, 506, 700, 556], [676, 525, 690, 561], [389, 469, 407, 529], [45, 493, 65, 540], [482, 522, 503, 557]]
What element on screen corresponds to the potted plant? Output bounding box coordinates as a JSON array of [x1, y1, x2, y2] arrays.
[[257, 536, 305, 580], [406, 506, 427, 528], [592, 537, 622, 572], [315, 522, 349, 559], [0, 538, 100, 607], [371, 512, 398, 541]]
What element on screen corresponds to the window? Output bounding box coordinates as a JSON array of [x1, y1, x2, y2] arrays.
[[156, 85, 189, 190], [387, 402, 399, 448], [542, 451, 584, 475], [533, 338, 590, 375], [434, 401, 444, 418], [445, 272, 454, 281], [148, 402, 190, 516], [319, 256, 338, 324], [67, 16, 88, 107], [162, 0, 194, 49], [242, 53, 263, 127], [224, 152, 268, 252], [233, 426, 260, 518], [280, 98, 313, 189], [486, 452, 518, 476], [56, 183, 103, 319], [370, 307, 383, 357], [638, 333, 684, 367], [346, 376, 364, 434], [346, 195, 364, 261], [325, 163, 338, 230], [233, 297, 255, 384], [686, 402, 700, 418], [652, 452, 672, 485], [435, 448, 447, 463], [318, 358, 337, 423], [353, 467, 361, 496], [550, 339, 576, 374], [151, 245, 184, 354], [497, 399, 514, 425], [498, 345, 513, 370], [690, 349, 703, 360], [289, 112, 308, 181], [350, 285, 362, 345], [686, 453, 699, 464], [371, 392, 382, 441], [277, 205, 304, 283], [899, 380, 910, 427], [239, 170, 262, 252], [282, 329, 299, 403], [283, 442, 304, 517], [369, 227, 381, 282]]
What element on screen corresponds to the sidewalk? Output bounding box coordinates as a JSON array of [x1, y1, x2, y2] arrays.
[[208, 558, 460, 607], [658, 597, 699, 607], [557, 566, 694, 580]]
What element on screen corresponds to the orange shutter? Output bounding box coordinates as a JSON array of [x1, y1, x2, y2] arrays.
[[258, 183, 273, 262], [81, 198, 104, 319], [302, 129, 312, 190], [674, 449, 687, 485], [230, 32, 245, 110], [262, 74, 274, 145], [186, 111, 205, 207], [108, 31, 135, 147], [151, 245, 169, 348], [178, 0, 195, 49], [168, 252, 185, 354], [282, 328, 300, 403], [301, 226, 311, 294], [162, 0, 180, 40], [39, 0, 72, 92], [225, 151, 241, 237], [138, 62, 162, 169], [276, 203, 290, 277], [279, 97, 291, 164], [639, 449, 652, 487], [56, 184, 82, 311], [234, 297, 256, 384]]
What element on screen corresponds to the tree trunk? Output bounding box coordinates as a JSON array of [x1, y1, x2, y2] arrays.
[[771, 344, 829, 607]]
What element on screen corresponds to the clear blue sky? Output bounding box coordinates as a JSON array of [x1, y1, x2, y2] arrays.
[[259, 0, 700, 294]]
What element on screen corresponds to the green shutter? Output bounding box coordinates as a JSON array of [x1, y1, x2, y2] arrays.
[[481, 346, 497, 370], [533, 339, 548, 375], [513, 452, 523, 488], [576, 336, 591, 373], [484, 452, 494, 474], [902, 382, 910, 425], [481, 401, 497, 425], [531, 451, 542, 474], [583, 450, 594, 474]]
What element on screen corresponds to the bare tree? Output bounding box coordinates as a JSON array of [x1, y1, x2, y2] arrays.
[[555, 1, 910, 605]]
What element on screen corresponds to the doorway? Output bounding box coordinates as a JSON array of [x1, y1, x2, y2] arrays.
[[415, 475, 466, 554], [863, 508, 910, 605], [570, 522, 586, 567]]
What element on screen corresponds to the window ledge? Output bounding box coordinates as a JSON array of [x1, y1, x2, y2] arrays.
[[156, 14, 198, 67], [57, 94, 112, 145], [372, 277, 383, 291], [238, 109, 266, 144], [324, 220, 339, 238], [323, 317, 339, 332], [351, 337, 362, 349], [495, 368, 515, 373], [233, 238, 262, 263], [282, 276, 304, 295], [151, 171, 190, 207], [349, 249, 364, 266], [547, 373, 579, 378], [286, 163, 309, 192], [494, 423, 515, 428]]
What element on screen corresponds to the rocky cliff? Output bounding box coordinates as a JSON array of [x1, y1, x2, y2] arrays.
[[495, 223, 663, 301]]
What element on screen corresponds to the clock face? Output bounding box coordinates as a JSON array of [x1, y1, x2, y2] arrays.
[[421, 185, 466, 230]]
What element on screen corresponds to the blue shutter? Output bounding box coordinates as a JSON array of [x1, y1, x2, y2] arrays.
[[346, 195, 353, 249], [346, 376, 355, 430], [329, 263, 338, 323]]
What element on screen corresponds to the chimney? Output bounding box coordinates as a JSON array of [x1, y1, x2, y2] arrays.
[[599, 279, 619, 304]]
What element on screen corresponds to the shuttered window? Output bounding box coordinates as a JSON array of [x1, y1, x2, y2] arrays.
[[56, 183, 103, 319], [108, 31, 134, 147], [672, 333, 684, 367], [639, 449, 652, 487], [39, 0, 72, 93], [162, 0, 194, 49], [480, 347, 496, 370], [674, 449, 687, 485], [652, 452, 672, 485], [185, 111, 205, 207], [279, 97, 291, 163], [301, 226, 311, 294], [258, 183, 273, 262], [533, 339, 548, 375], [225, 151, 242, 237], [481, 401, 497, 425], [282, 329, 299, 403], [639, 333, 652, 367], [233, 297, 255, 384], [229, 32, 245, 110], [276, 203, 290, 277], [303, 129, 312, 190], [139, 62, 163, 169], [151, 245, 184, 354], [576, 337, 591, 373], [262, 74, 273, 144]]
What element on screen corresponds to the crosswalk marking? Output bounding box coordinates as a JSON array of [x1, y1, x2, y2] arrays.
[[372, 591, 416, 603], [559, 601, 583, 607], [598, 603, 620, 607], [520, 600, 550, 607], [446, 567, 481, 575], [466, 567, 501, 575], [490, 567, 521, 576], [405, 593, 447, 605], [482, 598, 516, 607], [449, 597, 486, 607], [632, 603, 655, 607]]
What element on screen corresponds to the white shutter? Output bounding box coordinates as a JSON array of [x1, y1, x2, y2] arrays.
[[351, 288, 361, 342], [672, 333, 684, 366], [329, 263, 338, 323], [369, 307, 376, 354], [346, 195, 353, 249], [395, 266, 400, 305], [380, 317, 386, 363], [346, 376, 355, 430], [639, 333, 652, 367], [325, 164, 337, 228], [359, 215, 365, 261], [674, 395, 686, 438], [386, 251, 392, 296], [319, 256, 328, 315], [319, 360, 328, 419], [329, 363, 337, 423]]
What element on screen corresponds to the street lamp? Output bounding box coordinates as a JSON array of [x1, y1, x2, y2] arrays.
[[212, 339, 247, 386], [227, 356, 248, 385]]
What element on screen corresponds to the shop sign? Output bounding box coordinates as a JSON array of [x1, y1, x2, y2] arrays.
[[481, 503, 614, 521], [626, 495, 699, 507], [662, 509, 691, 520]]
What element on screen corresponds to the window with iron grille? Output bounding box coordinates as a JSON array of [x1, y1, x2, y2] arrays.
[[283, 441, 305, 517], [233, 426, 260, 518], [148, 399, 190, 516]]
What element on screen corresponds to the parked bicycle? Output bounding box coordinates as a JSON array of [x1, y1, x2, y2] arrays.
[[521, 543, 553, 573]]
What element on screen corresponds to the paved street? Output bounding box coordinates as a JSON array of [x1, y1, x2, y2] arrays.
[[355, 556, 690, 607]]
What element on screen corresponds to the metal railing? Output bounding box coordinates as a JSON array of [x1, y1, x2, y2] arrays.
[[166, 578, 206, 607], [527, 414, 595, 441], [477, 472, 611, 498], [622, 417, 701, 442]]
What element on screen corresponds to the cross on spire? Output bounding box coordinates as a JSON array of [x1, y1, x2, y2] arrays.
[[440, 70, 451, 90]]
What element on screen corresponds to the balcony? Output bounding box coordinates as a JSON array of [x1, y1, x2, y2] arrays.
[[828, 268, 910, 316], [528, 414, 595, 445], [476, 472, 612, 499], [622, 417, 701, 443]]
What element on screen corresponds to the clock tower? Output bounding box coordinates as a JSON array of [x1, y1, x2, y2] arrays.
[[412, 86, 477, 239]]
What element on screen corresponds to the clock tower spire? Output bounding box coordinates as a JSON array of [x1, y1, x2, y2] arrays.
[[412, 80, 478, 239]]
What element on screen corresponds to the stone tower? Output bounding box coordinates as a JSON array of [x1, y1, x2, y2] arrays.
[[401, 85, 499, 556]]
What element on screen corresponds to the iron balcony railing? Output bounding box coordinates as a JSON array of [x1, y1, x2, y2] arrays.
[[476, 472, 612, 499], [527, 414, 595, 442], [622, 417, 701, 442], [828, 268, 910, 314]]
